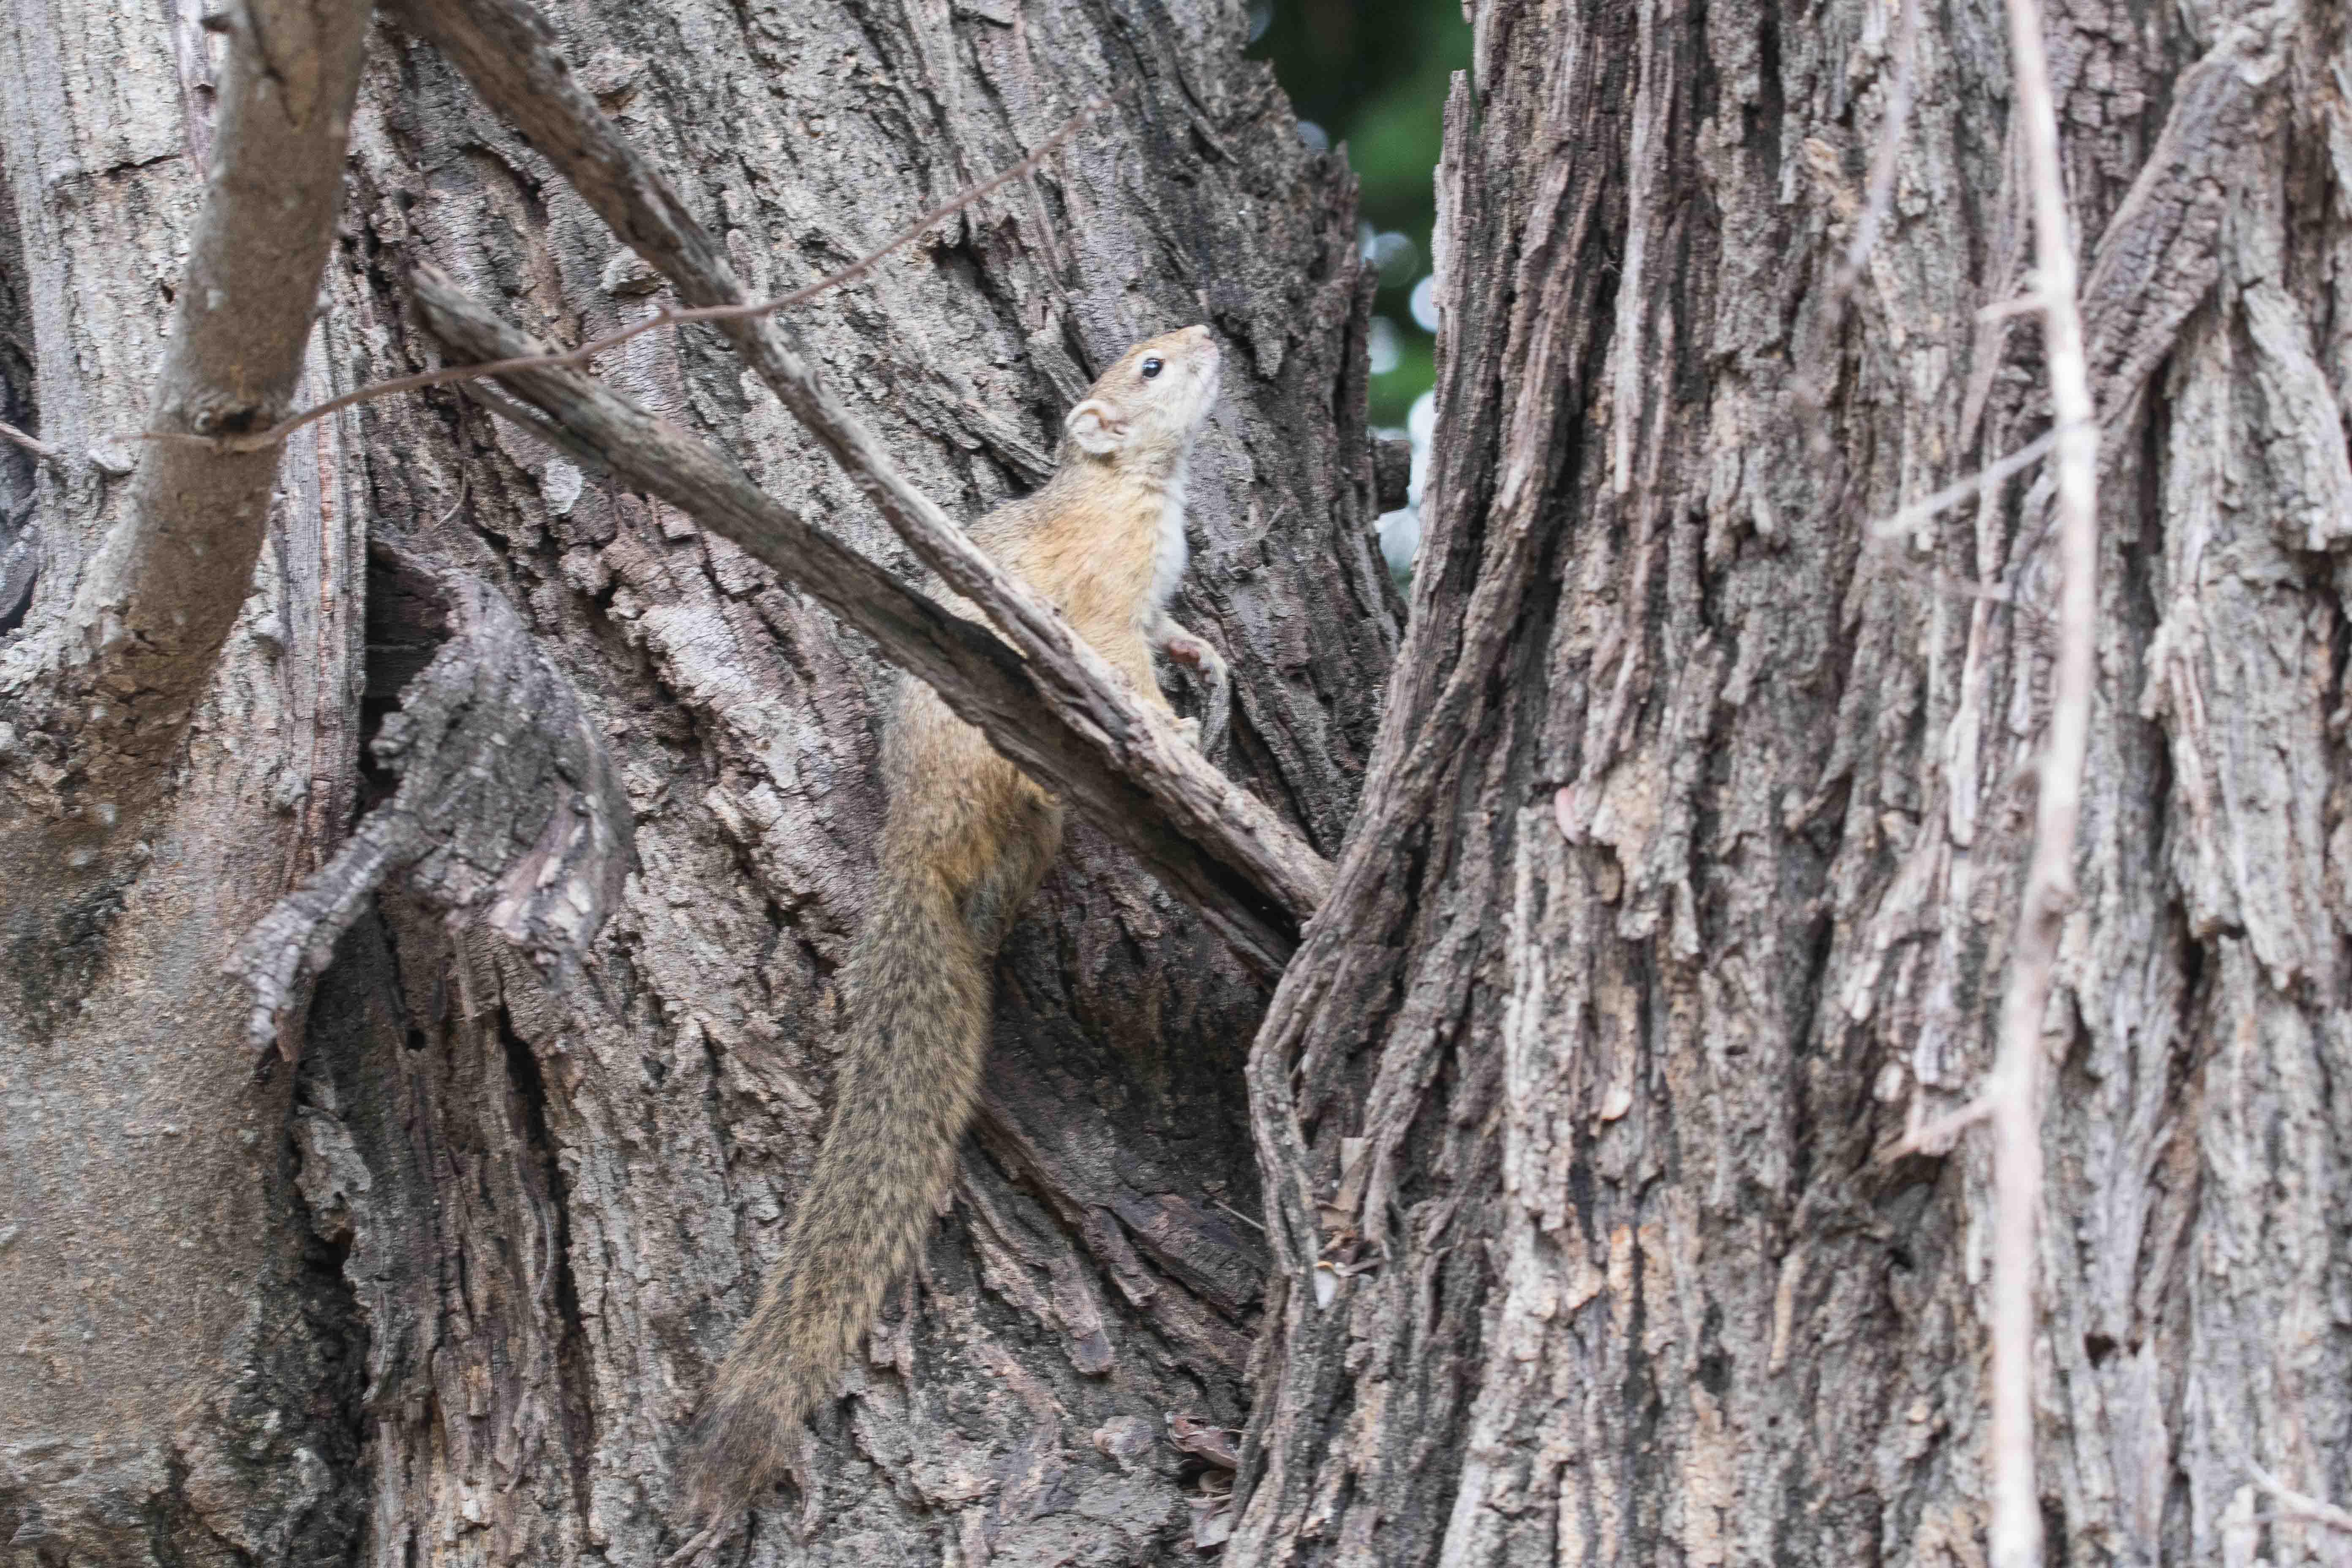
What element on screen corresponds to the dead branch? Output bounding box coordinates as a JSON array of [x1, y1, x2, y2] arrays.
[[1985, 0, 2101, 1563], [394, 0, 1333, 925], [177, 95, 1108, 456], [2077, 11, 2282, 427], [1873, 1094, 1994, 1162], [409, 269, 1307, 975], [2246, 1461, 2352, 1537], [1866, 427, 2063, 539], [0, 417, 59, 470], [1978, 285, 2054, 323]]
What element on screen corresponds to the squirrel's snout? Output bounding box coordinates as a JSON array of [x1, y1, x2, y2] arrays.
[[1187, 328, 1221, 381]]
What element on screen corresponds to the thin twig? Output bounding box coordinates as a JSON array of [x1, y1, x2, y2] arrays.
[[152, 94, 1108, 456], [1866, 427, 2064, 539], [434, 474, 469, 525], [1832, 0, 1923, 298], [1977, 284, 2050, 322], [1212, 1198, 1268, 1234], [1873, 1094, 1993, 1162], [0, 416, 62, 470], [2247, 1461, 2352, 1536], [1985, 0, 2100, 1563]]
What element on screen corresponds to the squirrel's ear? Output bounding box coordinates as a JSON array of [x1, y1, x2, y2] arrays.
[[1064, 400, 1127, 456]]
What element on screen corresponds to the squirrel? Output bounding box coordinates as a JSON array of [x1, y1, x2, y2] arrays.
[[675, 326, 1230, 1545]]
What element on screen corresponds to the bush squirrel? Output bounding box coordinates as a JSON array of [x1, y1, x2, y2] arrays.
[[676, 326, 1230, 1542]]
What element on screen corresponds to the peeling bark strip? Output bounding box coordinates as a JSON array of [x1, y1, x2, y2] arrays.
[[391, 0, 1336, 926], [230, 551, 631, 1052], [411, 269, 1304, 973], [2077, 6, 2287, 430]]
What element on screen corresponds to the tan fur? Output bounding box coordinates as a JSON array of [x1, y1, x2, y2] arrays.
[[677, 327, 1225, 1534]]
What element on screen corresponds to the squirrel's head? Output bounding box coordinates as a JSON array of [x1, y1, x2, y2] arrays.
[[1062, 325, 1221, 472]]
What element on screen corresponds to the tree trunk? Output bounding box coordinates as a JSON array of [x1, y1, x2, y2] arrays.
[[14, 0, 2347, 1560], [0, 1, 1390, 1563], [1236, 0, 2351, 1564]]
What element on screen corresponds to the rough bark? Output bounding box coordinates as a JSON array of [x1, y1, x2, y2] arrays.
[[19, 0, 2344, 1560], [1236, 0, 2352, 1565], [1, 1, 1387, 1565]]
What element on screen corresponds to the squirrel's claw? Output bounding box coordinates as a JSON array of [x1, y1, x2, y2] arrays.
[[1154, 617, 1229, 757]]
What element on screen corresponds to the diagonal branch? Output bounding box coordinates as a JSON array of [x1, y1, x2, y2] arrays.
[[1866, 427, 2063, 539], [391, 0, 1334, 931], [410, 269, 1304, 975], [2247, 1460, 2352, 1537]]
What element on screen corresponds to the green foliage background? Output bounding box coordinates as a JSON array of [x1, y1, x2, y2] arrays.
[[1252, 0, 1472, 427]]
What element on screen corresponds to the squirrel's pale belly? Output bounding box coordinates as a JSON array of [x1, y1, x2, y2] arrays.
[[1152, 466, 1190, 614]]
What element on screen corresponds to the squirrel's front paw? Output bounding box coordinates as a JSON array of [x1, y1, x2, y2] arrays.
[[1175, 715, 1203, 745], [1161, 632, 1211, 670]]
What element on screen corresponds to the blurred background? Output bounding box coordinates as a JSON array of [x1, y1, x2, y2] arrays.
[[1249, 0, 1470, 583]]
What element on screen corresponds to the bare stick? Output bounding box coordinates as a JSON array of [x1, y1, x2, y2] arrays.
[[0, 417, 60, 469], [162, 95, 1108, 456], [1867, 427, 2064, 539], [1832, 0, 1923, 296], [1977, 284, 2052, 322], [1872, 1094, 1994, 1162], [1986, 0, 2100, 1562], [396, 0, 1333, 926], [2247, 1461, 2352, 1536], [1211, 1198, 1268, 1234]]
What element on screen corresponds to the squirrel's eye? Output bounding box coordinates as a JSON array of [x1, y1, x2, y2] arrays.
[[1140, 357, 1164, 379]]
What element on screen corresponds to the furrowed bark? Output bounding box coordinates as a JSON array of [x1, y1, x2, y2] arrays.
[[1234, 0, 2352, 1563], [196, 0, 1377, 1559], [392, 0, 1334, 929], [411, 266, 1299, 972], [8, 0, 1382, 1553], [20, 0, 2352, 1558]]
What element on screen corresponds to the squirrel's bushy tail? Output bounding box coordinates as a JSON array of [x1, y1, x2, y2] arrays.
[[679, 860, 991, 1525]]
